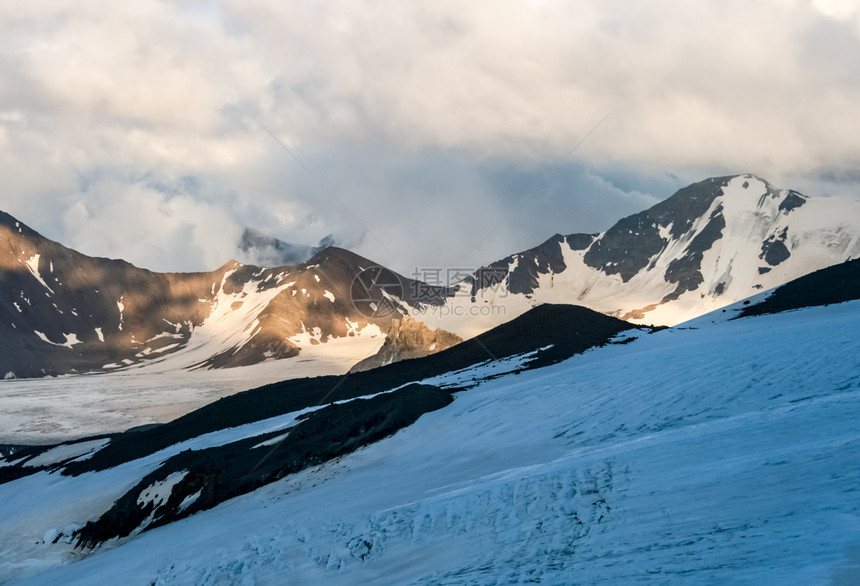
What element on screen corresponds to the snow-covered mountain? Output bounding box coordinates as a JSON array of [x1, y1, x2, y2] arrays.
[[1, 258, 858, 584], [0, 211, 450, 378], [2, 173, 858, 378], [420, 174, 860, 337]]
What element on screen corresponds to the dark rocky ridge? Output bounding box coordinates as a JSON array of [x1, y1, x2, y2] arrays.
[[778, 191, 807, 213], [760, 227, 791, 267], [466, 233, 596, 298], [507, 234, 571, 296], [463, 175, 825, 317], [0, 303, 646, 544], [662, 205, 726, 302], [0, 210, 221, 377], [736, 257, 860, 318], [583, 176, 734, 283], [463, 176, 740, 299], [74, 384, 453, 549], [54, 304, 642, 546], [0, 445, 24, 458], [0, 434, 115, 485]]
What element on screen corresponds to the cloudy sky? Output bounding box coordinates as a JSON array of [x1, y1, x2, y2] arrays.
[[2, 0, 859, 276]]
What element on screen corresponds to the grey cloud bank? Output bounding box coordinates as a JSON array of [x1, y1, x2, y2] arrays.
[[1, 0, 859, 274]]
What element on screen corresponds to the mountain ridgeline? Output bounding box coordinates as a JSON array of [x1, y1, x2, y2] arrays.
[[1, 173, 858, 378], [0, 213, 448, 378]]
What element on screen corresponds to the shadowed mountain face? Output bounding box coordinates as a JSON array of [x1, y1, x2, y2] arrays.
[[34, 304, 639, 478], [72, 383, 454, 549], [0, 210, 219, 378], [0, 212, 449, 378], [422, 174, 860, 335], [583, 176, 735, 285]]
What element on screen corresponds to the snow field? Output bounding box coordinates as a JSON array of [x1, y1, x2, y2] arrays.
[[6, 299, 859, 584]]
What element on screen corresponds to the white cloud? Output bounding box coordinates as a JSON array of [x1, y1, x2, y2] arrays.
[[59, 173, 243, 272], [213, 0, 860, 171], [1, 1, 858, 273], [812, 0, 858, 20]]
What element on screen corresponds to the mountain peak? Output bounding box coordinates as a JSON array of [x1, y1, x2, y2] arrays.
[[419, 174, 860, 335], [305, 245, 369, 268], [237, 228, 336, 267]]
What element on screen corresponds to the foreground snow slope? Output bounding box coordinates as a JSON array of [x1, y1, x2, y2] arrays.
[[10, 296, 860, 584]]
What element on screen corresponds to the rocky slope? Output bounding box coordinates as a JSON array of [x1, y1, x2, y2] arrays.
[[349, 315, 463, 373], [0, 212, 449, 378]]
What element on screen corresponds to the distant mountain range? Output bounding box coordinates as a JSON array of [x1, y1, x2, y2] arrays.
[[0, 214, 448, 378], [1, 173, 858, 378]]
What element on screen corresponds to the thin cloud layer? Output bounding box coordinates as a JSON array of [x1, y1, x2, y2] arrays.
[[1, 1, 858, 273]]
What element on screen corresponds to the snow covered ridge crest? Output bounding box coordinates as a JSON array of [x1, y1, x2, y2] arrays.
[[419, 174, 860, 336]]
